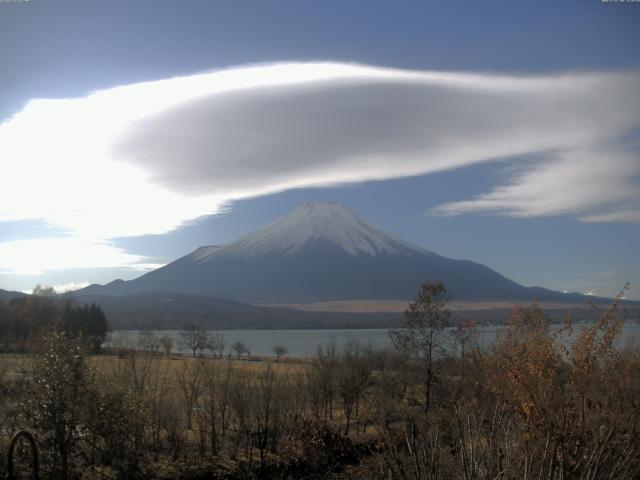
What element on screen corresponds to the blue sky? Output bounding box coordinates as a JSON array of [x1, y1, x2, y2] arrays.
[[0, 0, 639, 298]]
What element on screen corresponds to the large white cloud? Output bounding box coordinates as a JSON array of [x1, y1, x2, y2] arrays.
[[1, 62, 639, 272], [0, 237, 157, 275]]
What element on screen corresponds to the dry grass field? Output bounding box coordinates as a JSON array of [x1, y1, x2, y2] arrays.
[[1, 288, 639, 479], [265, 298, 618, 313]]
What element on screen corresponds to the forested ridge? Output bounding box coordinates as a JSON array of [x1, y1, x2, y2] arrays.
[[0, 286, 108, 353]]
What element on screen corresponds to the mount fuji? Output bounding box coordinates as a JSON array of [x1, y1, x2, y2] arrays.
[[77, 202, 586, 304]]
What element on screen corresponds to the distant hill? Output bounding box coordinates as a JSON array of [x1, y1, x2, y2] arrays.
[[77, 202, 600, 305], [0, 289, 27, 302], [3, 288, 634, 331], [69, 291, 640, 331], [72, 291, 400, 330]]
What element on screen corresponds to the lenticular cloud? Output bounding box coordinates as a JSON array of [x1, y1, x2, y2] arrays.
[[2, 62, 640, 249]]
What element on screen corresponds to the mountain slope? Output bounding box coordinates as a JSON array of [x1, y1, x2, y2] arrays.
[[0, 289, 27, 302], [78, 202, 589, 303]]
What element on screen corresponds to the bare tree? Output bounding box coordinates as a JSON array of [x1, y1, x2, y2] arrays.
[[109, 332, 157, 396], [336, 339, 373, 434], [252, 365, 287, 469], [210, 333, 226, 359], [177, 360, 202, 431], [389, 282, 450, 412], [216, 362, 235, 438], [231, 340, 248, 359], [451, 319, 479, 384], [272, 345, 287, 361], [196, 359, 221, 454], [229, 368, 253, 457], [309, 342, 338, 422], [180, 323, 211, 357], [143, 361, 173, 453], [138, 329, 159, 354], [159, 336, 173, 357]]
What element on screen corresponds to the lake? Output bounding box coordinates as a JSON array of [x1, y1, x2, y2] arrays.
[[109, 322, 640, 358]]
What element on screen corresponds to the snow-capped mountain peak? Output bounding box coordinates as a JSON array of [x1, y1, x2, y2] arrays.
[[194, 201, 428, 260], [76, 201, 580, 304]]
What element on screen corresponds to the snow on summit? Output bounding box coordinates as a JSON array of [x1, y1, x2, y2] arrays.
[[194, 202, 428, 260]]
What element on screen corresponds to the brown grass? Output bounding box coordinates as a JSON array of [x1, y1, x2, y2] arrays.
[[262, 298, 616, 313]]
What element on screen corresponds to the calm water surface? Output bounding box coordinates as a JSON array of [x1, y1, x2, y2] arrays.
[[109, 322, 640, 358]]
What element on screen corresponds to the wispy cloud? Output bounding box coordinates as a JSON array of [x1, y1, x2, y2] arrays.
[[51, 281, 90, 293], [1, 62, 639, 273], [433, 148, 640, 218], [580, 210, 640, 224]]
